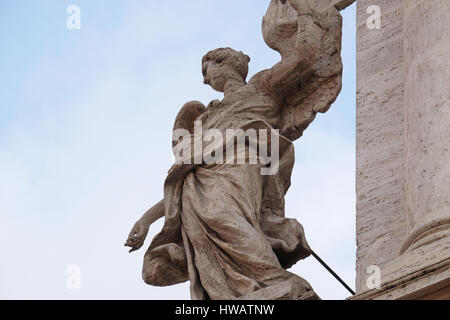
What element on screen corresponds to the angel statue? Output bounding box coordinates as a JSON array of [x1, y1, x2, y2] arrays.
[[125, 0, 353, 300]]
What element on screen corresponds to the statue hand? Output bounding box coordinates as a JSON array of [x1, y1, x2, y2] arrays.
[[124, 219, 150, 253]]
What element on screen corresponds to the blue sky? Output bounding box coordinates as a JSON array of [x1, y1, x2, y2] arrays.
[[0, 1, 356, 299]]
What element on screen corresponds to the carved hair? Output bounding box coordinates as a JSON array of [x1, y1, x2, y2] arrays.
[[202, 47, 251, 80]]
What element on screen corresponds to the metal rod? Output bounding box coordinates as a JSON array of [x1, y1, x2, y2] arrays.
[[310, 249, 356, 296]]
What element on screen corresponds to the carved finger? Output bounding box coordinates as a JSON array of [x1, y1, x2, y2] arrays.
[[124, 240, 133, 247], [129, 241, 144, 253]]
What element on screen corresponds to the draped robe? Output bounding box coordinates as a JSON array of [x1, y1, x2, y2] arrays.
[[142, 80, 319, 300]]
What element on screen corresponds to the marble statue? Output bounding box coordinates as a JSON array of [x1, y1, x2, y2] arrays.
[[125, 0, 354, 300]]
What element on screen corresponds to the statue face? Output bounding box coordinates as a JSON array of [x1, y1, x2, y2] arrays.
[[202, 61, 230, 93]]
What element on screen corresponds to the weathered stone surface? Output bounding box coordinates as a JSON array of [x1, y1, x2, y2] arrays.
[[356, 0, 407, 293], [125, 0, 351, 300], [319, 0, 356, 11], [264, 0, 348, 141], [403, 0, 450, 254], [355, 0, 450, 299]]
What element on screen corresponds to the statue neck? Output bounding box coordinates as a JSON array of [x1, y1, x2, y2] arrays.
[[224, 77, 246, 97]]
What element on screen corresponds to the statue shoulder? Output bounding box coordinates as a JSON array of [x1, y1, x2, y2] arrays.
[[248, 69, 273, 92]]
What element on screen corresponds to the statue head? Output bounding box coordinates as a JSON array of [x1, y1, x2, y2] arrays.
[[202, 47, 250, 92]]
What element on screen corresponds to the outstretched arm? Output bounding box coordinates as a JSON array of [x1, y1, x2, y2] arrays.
[[124, 100, 205, 252], [258, 0, 325, 93], [124, 199, 164, 252], [140, 199, 165, 225]]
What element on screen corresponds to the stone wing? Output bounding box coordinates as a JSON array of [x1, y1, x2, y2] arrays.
[[263, 0, 346, 141], [172, 100, 207, 134], [279, 5, 344, 141]]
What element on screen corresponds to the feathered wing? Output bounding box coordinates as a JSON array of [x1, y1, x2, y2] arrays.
[[172, 100, 207, 134], [171, 100, 207, 152], [264, 1, 345, 141]]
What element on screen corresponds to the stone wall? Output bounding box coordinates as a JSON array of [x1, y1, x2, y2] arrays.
[[355, 0, 450, 298], [356, 0, 407, 293]]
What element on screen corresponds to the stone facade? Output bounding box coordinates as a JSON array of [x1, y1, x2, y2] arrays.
[[354, 0, 450, 299]]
